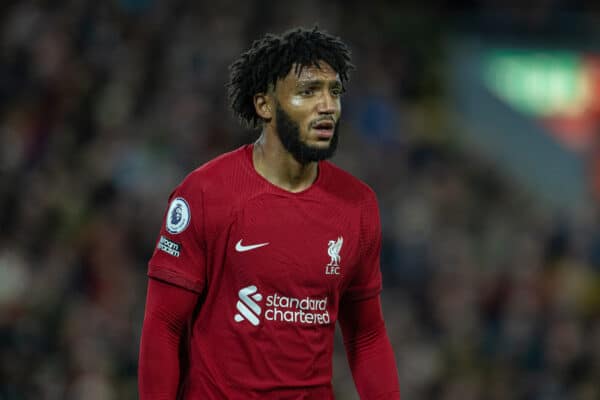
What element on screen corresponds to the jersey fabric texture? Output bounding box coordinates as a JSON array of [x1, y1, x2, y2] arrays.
[[147, 144, 383, 399]]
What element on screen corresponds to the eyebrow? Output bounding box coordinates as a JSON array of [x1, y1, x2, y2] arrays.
[[296, 80, 342, 87]]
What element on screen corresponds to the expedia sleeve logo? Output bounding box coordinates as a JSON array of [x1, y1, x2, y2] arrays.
[[166, 197, 190, 234]]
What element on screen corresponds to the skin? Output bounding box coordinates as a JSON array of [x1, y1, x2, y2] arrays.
[[252, 61, 343, 193]]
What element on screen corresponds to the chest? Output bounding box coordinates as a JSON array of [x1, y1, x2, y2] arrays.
[[220, 194, 360, 293]]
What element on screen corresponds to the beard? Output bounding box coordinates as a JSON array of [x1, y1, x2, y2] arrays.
[[275, 104, 339, 165]]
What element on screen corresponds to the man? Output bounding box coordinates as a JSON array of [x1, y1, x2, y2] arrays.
[[138, 27, 401, 399]]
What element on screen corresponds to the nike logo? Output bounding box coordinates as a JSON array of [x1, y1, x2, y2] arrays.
[[235, 240, 269, 252]]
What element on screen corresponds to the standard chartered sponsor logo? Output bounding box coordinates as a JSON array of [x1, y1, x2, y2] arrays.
[[234, 286, 330, 326], [265, 293, 330, 324]]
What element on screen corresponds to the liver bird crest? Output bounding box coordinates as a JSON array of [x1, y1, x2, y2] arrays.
[[327, 237, 343, 267]]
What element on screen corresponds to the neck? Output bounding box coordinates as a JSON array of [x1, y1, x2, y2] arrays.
[[252, 129, 318, 193]]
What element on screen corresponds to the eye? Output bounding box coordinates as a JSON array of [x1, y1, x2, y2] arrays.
[[331, 87, 343, 97], [299, 88, 314, 96]]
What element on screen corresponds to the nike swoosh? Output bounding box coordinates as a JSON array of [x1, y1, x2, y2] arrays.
[[235, 240, 269, 252]]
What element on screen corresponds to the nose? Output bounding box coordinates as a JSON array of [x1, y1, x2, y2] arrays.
[[317, 92, 338, 115]]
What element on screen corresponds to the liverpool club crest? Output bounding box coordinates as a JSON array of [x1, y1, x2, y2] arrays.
[[326, 236, 343, 275]]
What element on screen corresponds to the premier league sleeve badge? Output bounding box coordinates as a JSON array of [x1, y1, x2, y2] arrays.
[[166, 197, 191, 234]]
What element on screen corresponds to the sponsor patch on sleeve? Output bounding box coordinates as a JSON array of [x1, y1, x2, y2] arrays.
[[157, 236, 182, 257]]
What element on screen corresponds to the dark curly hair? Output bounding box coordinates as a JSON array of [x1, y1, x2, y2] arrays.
[[227, 26, 354, 128]]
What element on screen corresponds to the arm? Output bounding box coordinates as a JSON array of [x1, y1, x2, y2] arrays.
[[138, 278, 199, 400], [338, 294, 400, 400]]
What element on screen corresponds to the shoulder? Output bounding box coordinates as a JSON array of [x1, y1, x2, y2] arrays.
[[175, 145, 249, 195], [320, 161, 378, 206]]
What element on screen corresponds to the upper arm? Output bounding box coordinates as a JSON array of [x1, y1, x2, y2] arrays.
[[343, 190, 383, 302], [148, 178, 207, 294]]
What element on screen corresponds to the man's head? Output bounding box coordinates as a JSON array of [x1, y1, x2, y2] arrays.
[[227, 27, 354, 164]]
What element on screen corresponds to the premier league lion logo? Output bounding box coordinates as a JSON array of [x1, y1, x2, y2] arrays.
[[171, 205, 183, 225]]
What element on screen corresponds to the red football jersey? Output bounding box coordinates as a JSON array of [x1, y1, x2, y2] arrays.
[[148, 144, 383, 399]]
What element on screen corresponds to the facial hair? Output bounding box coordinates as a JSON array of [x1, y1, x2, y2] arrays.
[[275, 104, 339, 165]]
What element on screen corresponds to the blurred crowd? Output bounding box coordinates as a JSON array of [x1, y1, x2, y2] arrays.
[[2, 1, 600, 399]]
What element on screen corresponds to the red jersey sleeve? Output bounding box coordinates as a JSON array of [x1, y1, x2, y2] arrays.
[[147, 179, 206, 294], [343, 189, 383, 301]]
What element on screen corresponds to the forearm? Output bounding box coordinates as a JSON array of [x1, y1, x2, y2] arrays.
[[344, 322, 400, 399], [138, 278, 198, 400], [339, 296, 400, 400]]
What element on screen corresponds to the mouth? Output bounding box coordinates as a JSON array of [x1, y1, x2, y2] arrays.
[[311, 120, 335, 139]]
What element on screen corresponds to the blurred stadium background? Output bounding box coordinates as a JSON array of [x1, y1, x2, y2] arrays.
[[2, 1, 600, 399]]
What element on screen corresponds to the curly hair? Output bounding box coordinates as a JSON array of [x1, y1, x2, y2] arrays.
[[227, 26, 354, 128]]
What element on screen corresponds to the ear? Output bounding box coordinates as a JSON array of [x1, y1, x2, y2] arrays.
[[253, 93, 273, 121]]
